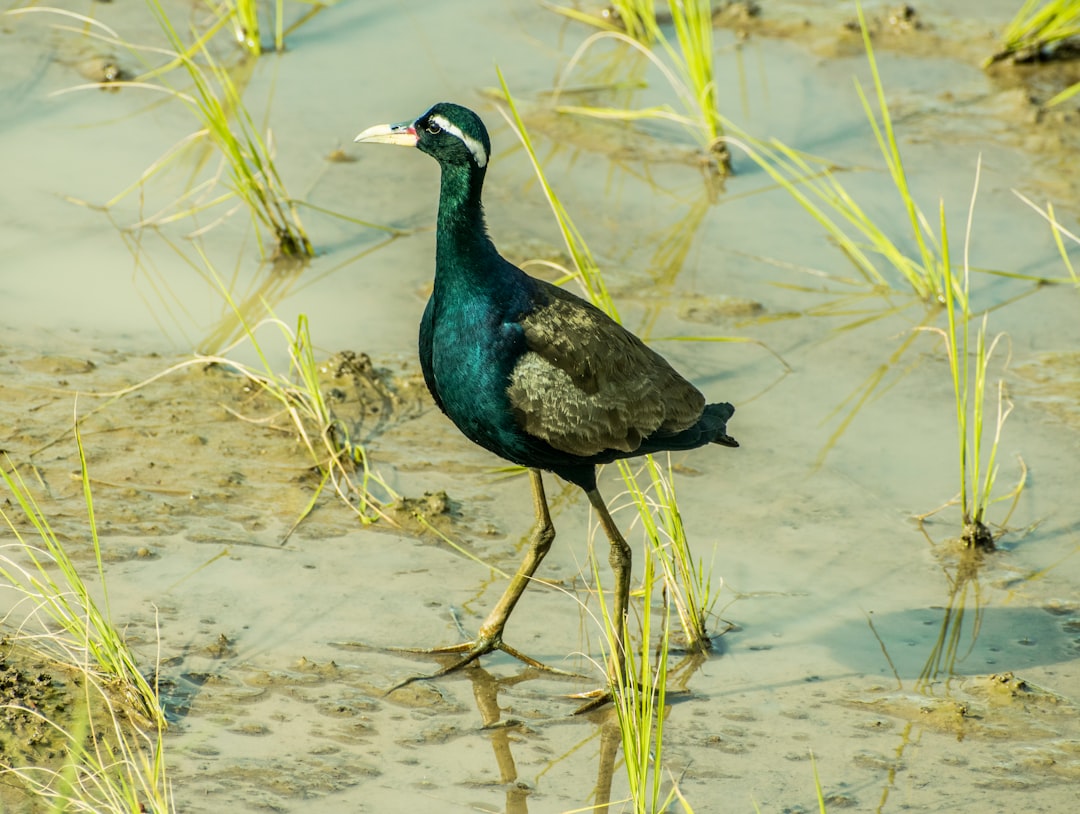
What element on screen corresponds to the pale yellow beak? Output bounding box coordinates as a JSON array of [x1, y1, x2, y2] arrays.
[[354, 121, 418, 147]]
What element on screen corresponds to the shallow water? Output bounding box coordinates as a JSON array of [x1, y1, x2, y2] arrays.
[[2, 1, 1079, 812]]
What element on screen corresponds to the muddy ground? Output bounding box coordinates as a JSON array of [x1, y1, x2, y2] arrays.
[[2, 1, 1080, 812]]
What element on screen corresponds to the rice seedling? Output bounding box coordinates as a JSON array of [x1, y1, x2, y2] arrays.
[[985, 0, 1080, 65], [19, 3, 314, 258], [554, 0, 731, 173], [549, 0, 660, 44], [590, 531, 693, 813], [78, 169, 407, 351], [717, 1, 998, 463], [4, 243, 448, 558], [664, 0, 725, 150], [727, 1, 958, 309], [7, 288, 392, 541], [727, 3, 1070, 467], [212, 0, 335, 55], [498, 71, 731, 653], [0, 436, 173, 807], [218, 0, 268, 54], [145, 0, 314, 258], [189, 262, 485, 561], [0, 428, 165, 729], [916, 167, 1026, 550], [498, 73, 619, 318], [619, 456, 721, 651]]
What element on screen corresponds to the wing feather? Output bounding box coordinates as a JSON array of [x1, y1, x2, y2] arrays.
[[506, 281, 705, 457]]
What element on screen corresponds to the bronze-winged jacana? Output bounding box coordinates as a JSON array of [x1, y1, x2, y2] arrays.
[[355, 102, 737, 685]]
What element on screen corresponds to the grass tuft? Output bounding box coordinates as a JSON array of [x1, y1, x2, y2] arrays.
[[986, 0, 1080, 65], [219, 0, 267, 54], [209, 0, 333, 55], [593, 531, 693, 813], [718, 0, 1020, 465], [549, 0, 660, 44], [196, 258, 397, 532], [0, 666, 174, 813], [1, 425, 165, 729], [725, 1, 958, 309], [618, 456, 721, 651], [553, 0, 731, 173], [26, 1, 315, 257], [146, 0, 313, 258], [916, 161, 1026, 549]]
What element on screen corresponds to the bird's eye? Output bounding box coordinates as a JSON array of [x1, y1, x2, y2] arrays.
[[426, 122, 442, 135]]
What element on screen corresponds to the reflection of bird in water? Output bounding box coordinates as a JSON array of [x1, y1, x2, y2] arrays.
[[355, 102, 737, 683]]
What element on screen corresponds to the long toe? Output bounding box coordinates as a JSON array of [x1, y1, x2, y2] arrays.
[[385, 634, 583, 695]]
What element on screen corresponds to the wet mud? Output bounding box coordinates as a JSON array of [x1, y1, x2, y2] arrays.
[[2, 1, 1080, 812]]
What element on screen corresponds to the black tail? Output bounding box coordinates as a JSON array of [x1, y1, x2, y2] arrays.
[[704, 402, 738, 448], [628, 401, 738, 458]]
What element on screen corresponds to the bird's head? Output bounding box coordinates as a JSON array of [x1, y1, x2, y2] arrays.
[[355, 102, 490, 171]]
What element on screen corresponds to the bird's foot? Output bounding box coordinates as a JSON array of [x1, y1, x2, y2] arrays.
[[567, 677, 684, 715], [569, 686, 614, 715], [385, 633, 583, 695]]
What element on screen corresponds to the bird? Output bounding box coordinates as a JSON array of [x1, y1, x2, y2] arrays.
[[354, 102, 737, 687]]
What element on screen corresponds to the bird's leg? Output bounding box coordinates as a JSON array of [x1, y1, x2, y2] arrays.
[[389, 469, 572, 691], [585, 487, 632, 687], [473, 468, 556, 648], [567, 488, 635, 714]]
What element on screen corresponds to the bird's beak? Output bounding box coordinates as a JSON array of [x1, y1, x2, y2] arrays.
[[354, 120, 418, 147]]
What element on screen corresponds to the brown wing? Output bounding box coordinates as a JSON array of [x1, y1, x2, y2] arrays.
[[505, 281, 705, 457]]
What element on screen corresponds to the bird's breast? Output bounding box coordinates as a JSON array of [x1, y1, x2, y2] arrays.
[[423, 297, 525, 452]]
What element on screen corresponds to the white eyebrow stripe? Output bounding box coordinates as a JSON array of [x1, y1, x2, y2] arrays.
[[430, 113, 488, 168]]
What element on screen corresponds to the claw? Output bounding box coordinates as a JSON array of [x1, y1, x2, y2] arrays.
[[570, 687, 614, 715], [384, 634, 585, 696], [568, 680, 689, 714]]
